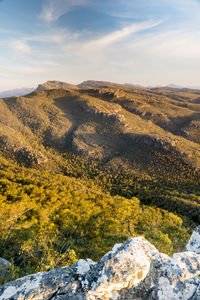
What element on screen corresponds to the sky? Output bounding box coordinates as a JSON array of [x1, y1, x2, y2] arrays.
[[0, 0, 200, 90]]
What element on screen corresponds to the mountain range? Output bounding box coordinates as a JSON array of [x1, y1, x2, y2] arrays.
[[0, 80, 200, 172], [2, 80, 200, 98]]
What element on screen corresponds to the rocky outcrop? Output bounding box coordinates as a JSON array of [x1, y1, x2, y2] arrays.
[[80, 98, 124, 123], [0, 229, 200, 300], [186, 226, 200, 254]]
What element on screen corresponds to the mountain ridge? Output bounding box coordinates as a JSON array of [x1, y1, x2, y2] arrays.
[[1, 85, 200, 171], [2, 80, 200, 98]]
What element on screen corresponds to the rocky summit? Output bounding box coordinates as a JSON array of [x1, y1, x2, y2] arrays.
[[0, 227, 200, 300]]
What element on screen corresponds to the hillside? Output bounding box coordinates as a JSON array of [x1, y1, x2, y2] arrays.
[[0, 82, 200, 284], [1, 85, 200, 170]]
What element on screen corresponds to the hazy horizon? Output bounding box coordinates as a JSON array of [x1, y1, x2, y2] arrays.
[[0, 0, 200, 90]]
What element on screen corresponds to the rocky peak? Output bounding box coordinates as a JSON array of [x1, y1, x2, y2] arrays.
[[0, 229, 200, 299]]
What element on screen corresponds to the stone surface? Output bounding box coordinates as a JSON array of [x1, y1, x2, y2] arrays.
[[0, 229, 200, 300], [149, 252, 200, 299], [186, 226, 200, 254], [0, 259, 95, 300], [80, 237, 158, 299]]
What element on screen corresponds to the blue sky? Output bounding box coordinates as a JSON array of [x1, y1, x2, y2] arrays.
[[0, 0, 200, 90]]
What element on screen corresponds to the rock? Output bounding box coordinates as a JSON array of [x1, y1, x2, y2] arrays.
[[185, 226, 200, 254], [192, 284, 200, 300], [0, 258, 10, 275], [149, 251, 200, 299], [80, 237, 158, 299], [0, 259, 95, 300], [0, 229, 200, 300]]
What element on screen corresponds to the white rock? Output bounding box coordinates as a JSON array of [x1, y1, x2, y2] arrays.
[[150, 251, 200, 300], [76, 259, 96, 275], [82, 237, 159, 299], [186, 226, 200, 254]]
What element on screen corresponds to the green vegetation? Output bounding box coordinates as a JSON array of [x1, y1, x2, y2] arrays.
[[0, 155, 191, 285]]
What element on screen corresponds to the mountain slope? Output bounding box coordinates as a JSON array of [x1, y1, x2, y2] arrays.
[[1, 86, 200, 173]]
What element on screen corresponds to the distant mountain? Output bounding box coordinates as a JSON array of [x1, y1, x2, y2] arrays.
[[0, 87, 35, 98], [124, 83, 144, 88], [166, 84, 185, 89], [77, 80, 126, 88], [36, 80, 78, 91], [36, 80, 143, 91], [156, 83, 200, 92]]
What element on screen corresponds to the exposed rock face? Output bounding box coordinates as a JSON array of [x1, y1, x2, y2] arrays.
[[0, 230, 200, 300], [80, 237, 158, 299], [150, 252, 200, 299]]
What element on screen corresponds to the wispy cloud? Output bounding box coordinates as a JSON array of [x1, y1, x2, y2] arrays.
[[82, 19, 165, 49], [11, 40, 31, 55], [41, 0, 89, 22]]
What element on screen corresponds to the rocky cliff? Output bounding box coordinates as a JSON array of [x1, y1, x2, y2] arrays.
[[0, 227, 200, 300]]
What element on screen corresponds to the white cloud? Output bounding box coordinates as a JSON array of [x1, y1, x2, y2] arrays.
[[72, 19, 166, 58], [126, 29, 200, 60], [82, 20, 164, 48], [41, 0, 89, 22], [11, 40, 31, 55]]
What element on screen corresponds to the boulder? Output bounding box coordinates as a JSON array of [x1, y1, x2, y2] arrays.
[[0, 259, 95, 300], [0, 229, 200, 300], [80, 237, 158, 299]]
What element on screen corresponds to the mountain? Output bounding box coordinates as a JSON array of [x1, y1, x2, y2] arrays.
[[0, 81, 199, 286], [0, 84, 200, 171], [0, 87, 35, 98], [36, 80, 79, 91], [158, 84, 200, 92], [77, 80, 127, 88], [166, 83, 185, 89]]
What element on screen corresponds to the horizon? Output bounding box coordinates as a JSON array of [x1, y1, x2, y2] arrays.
[[1, 79, 200, 94], [0, 0, 200, 90]]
